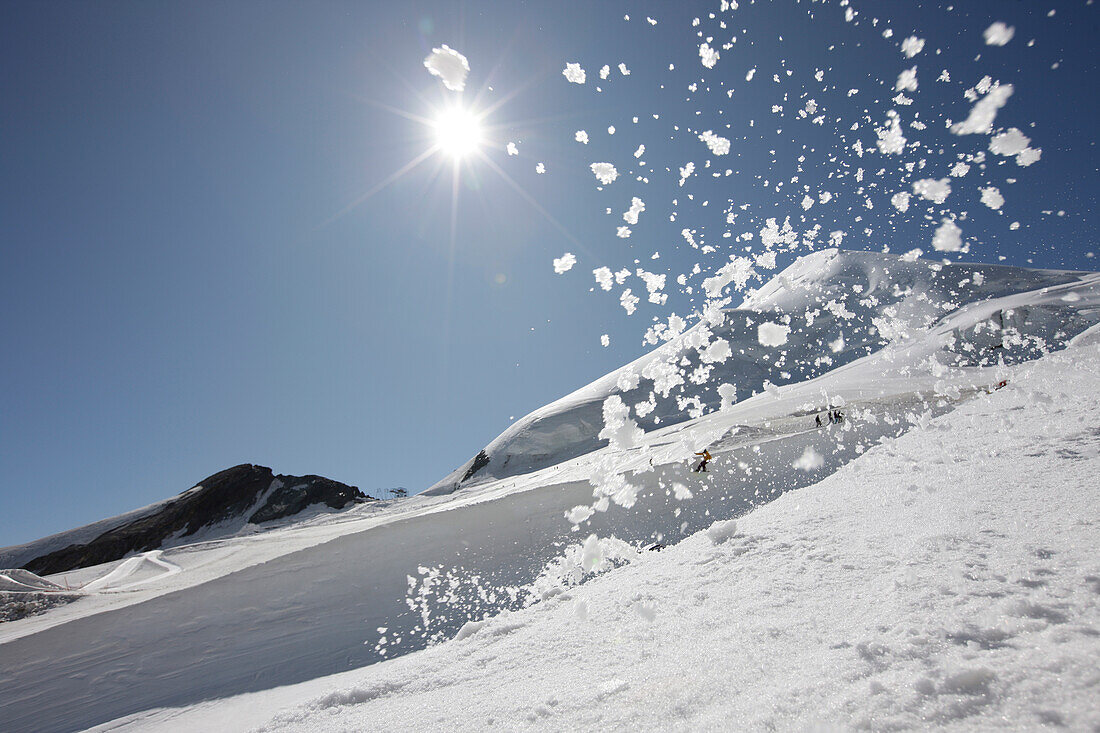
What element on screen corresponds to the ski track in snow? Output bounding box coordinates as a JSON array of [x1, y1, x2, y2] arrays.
[[95, 333, 1100, 732]]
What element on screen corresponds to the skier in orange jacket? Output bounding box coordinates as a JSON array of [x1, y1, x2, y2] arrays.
[[693, 449, 712, 472]]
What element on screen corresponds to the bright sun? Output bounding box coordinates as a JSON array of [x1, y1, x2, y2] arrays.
[[433, 107, 483, 158]]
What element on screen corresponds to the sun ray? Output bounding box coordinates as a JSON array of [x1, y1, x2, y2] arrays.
[[475, 152, 594, 259], [322, 146, 437, 226]]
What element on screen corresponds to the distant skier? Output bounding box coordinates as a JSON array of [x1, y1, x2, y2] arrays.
[[815, 414, 823, 428], [693, 449, 712, 472]]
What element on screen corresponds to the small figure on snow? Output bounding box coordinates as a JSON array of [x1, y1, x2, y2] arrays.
[[693, 449, 712, 472], [815, 414, 823, 428]]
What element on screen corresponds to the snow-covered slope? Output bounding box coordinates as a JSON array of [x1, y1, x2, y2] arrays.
[[1, 256, 1098, 733], [88, 317, 1100, 732], [428, 250, 1099, 494]]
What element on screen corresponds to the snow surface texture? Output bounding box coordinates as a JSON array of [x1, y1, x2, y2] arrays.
[[87, 331, 1100, 732]]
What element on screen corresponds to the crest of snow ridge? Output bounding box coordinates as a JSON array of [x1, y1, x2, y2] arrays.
[[427, 250, 1098, 494]]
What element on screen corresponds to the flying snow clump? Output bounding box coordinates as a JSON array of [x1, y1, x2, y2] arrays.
[[593, 267, 613, 291], [900, 36, 925, 57], [553, 253, 577, 274], [876, 111, 907, 154], [932, 218, 964, 252], [620, 289, 640, 315], [565, 505, 594, 525], [699, 42, 719, 69], [597, 395, 644, 450], [793, 447, 824, 471], [891, 191, 911, 212], [990, 128, 1042, 167], [678, 162, 695, 186], [951, 83, 1013, 135], [717, 383, 737, 410], [895, 67, 918, 92], [758, 322, 791, 347], [562, 62, 586, 84], [623, 197, 645, 225], [590, 162, 619, 185], [984, 22, 1015, 46], [423, 45, 470, 92], [506, 142, 518, 156], [980, 187, 1005, 210], [913, 178, 952, 204], [698, 130, 731, 156], [700, 338, 732, 364], [575, 130, 589, 144]]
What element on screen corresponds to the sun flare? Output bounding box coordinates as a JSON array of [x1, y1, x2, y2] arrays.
[[433, 106, 483, 158]]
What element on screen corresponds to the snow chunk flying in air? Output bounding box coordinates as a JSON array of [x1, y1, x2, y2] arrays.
[[913, 178, 952, 204], [951, 83, 1013, 135], [990, 128, 1042, 167], [758, 322, 791, 347], [590, 162, 619, 185], [900, 36, 925, 58], [793, 447, 824, 472], [623, 197, 645, 225], [678, 162, 695, 186], [984, 22, 1015, 46], [702, 256, 755, 298], [699, 43, 719, 69], [575, 130, 589, 144], [895, 67, 918, 92], [876, 111, 907, 154], [932, 218, 964, 252], [593, 267, 613, 291], [980, 187, 1005, 210], [698, 130, 731, 156], [553, 253, 577, 274], [620, 289, 640, 315], [423, 45, 470, 92], [563, 62, 586, 84], [597, 394, 644, 451]]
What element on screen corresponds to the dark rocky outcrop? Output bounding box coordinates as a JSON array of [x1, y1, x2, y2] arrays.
[[22, 465, 371, 576], [461, 450, 491, 483]]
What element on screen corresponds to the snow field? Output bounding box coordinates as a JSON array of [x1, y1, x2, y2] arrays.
[[2, 368, 986, 731], [114, 333, 1100, 732]]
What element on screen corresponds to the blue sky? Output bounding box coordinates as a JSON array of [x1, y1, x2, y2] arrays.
[[1, 0, 1096, 546]]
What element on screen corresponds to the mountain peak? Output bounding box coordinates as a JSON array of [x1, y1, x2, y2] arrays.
[[1, 465, 372, 575]]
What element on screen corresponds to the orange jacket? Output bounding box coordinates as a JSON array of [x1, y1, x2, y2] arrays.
[[694, 450, 712, 460]]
